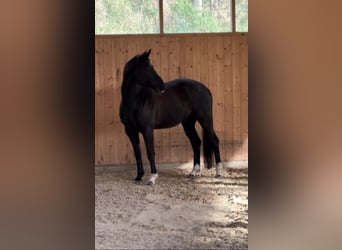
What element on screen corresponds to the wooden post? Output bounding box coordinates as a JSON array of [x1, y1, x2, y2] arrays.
[[159, 0, 164, 34], [232, 0, 236, 32]]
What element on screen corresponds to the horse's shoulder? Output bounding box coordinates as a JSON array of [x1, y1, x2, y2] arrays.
[[120, 102, 143, 128]]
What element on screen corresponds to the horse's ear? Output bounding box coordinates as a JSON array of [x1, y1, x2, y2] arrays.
[[146, 49, 151, 58], [140, 49, 151, 61]]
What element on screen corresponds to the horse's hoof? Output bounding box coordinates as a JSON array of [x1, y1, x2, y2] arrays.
[[134, 179, 142, 185], [189, 171, 201, 178], [146, 173, 158, 186], [215, 163, 223, 178], [189, 164, 201, 178]]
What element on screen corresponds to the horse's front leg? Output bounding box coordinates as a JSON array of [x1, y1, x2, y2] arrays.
[[142, 128, 158, 185], [125, 127, 144, 181]]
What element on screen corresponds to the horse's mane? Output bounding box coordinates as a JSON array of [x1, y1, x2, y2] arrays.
[[121, 50, 152, 95], [121, 55, 138, 97], [121, 50, 154, 101], [123, 55, 137, 80], [123, 50, 151, 80], [121, 54, 146, 101]]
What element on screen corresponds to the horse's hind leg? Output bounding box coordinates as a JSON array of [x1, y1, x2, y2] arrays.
[[198, 117, 223, 177], [212, 132, 223, 177], [142, 128, 158, 185], [182, 119, 201, 177], [125, 127, 144, 181]]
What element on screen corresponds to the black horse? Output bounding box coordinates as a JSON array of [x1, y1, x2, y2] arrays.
[[119, 49, 223, 185]]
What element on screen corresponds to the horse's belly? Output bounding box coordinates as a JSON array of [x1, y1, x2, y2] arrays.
[[154, 109, 188, 129], [154, 120, 182, 129], [153, 91, 193, 129]]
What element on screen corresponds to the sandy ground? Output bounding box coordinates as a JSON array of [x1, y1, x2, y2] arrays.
[[95, 163, 248, 250]]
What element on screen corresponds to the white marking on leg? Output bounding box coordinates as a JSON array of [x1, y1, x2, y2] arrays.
[[147, 173, 158, 185], [189, 163, 201, 177], [215, 162, 223, 178]]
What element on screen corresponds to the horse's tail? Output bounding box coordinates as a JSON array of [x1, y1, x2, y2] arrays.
[[203, 129, 214, 169]]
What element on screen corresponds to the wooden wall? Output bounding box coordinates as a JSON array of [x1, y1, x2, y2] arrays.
[[95, 33, 248, 165]]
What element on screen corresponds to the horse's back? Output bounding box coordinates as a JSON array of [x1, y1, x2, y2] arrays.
[[165, 78, 211, 95], [165, 78, 212, 106]]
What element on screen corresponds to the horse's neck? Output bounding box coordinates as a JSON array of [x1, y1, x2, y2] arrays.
[[121, 81, 151, 110]]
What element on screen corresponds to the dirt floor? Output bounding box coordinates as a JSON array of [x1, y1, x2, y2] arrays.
[[95, 163, 248, 250]]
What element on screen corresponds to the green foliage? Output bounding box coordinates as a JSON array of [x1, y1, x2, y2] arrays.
[[95, 0, 248, 34], [236, 0, 248, 32], [95, 0, 159, 34], [164, 0, 227, 33]]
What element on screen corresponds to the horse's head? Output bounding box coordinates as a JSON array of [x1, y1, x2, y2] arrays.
[[123, 49, 165, 94]]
